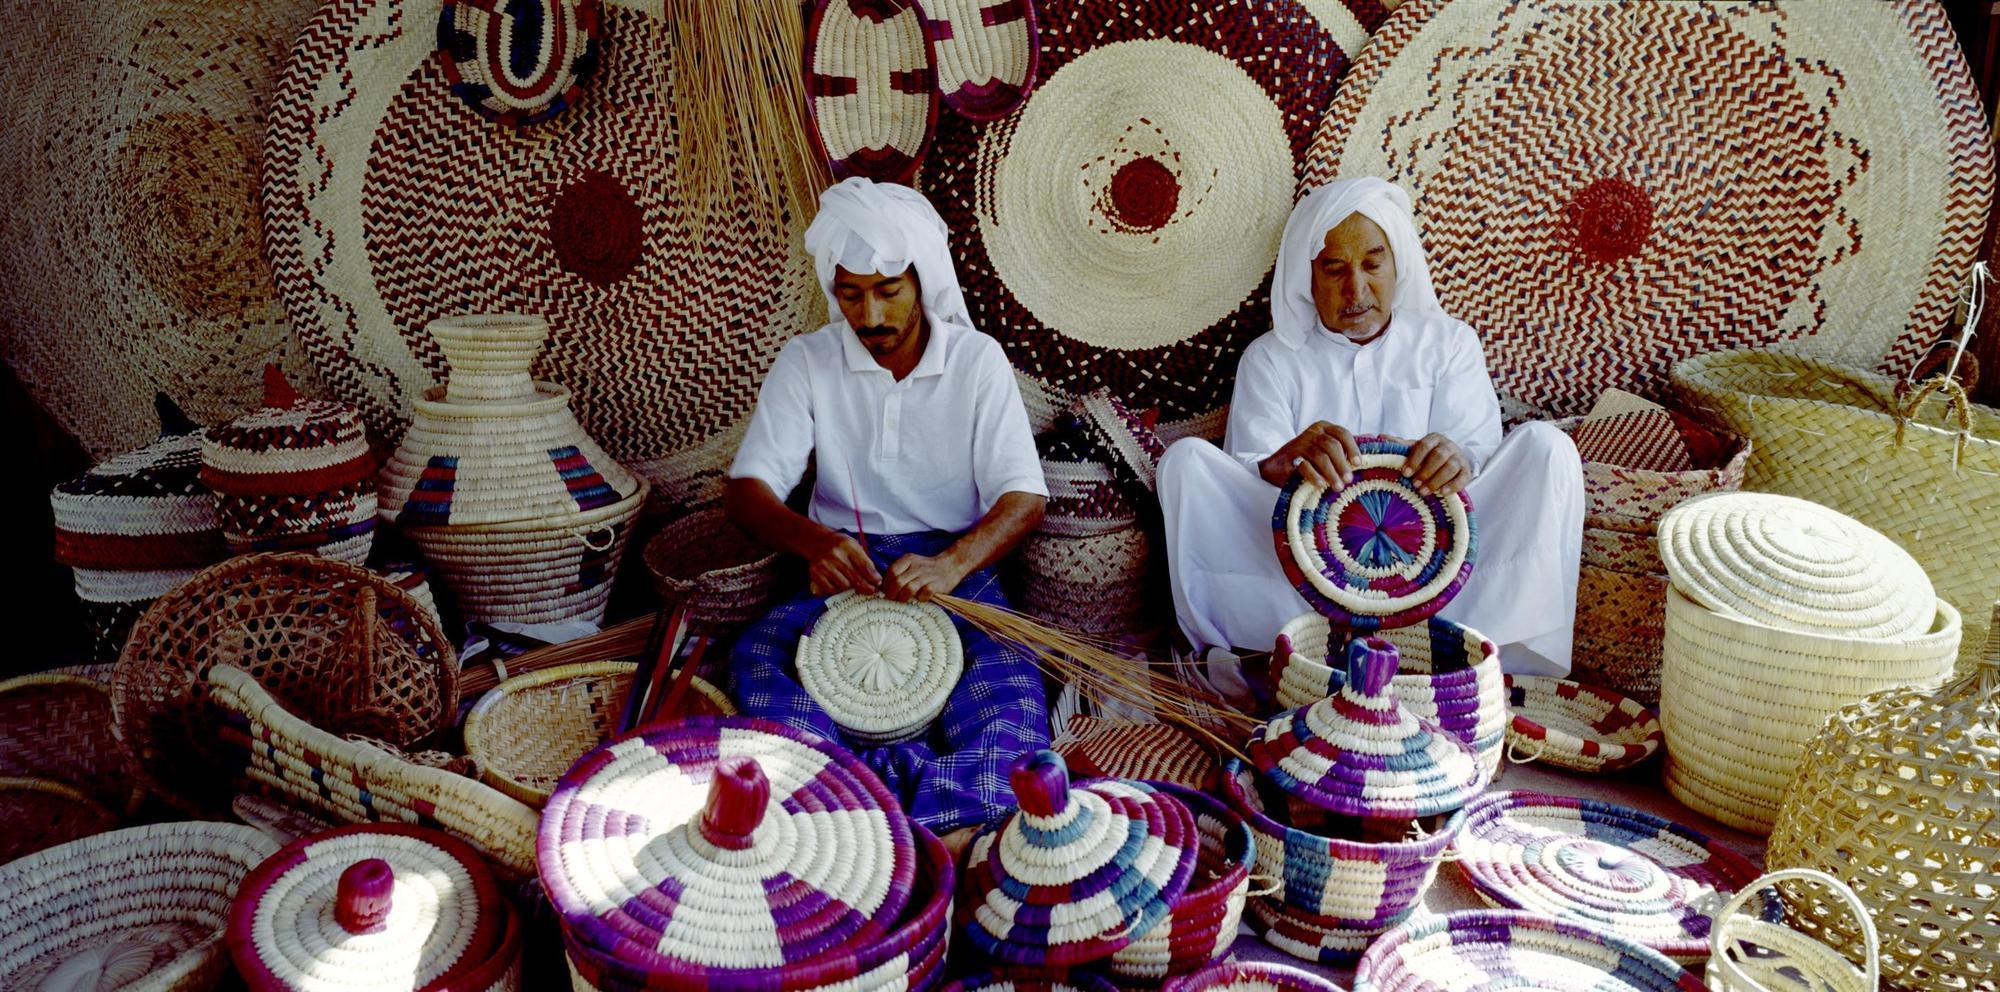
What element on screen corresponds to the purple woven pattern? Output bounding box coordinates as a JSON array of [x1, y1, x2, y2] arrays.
[[1452, 791, 1776, 963], [1107, 782, 1254, 980], [1272, 438, 1475, 633], [1353, 909, 1706, 991], [1162, 960, 1347, 992], [730, 531, 1051, 835], [945, 972, 1121, 992], [538, 716, 918, 984]]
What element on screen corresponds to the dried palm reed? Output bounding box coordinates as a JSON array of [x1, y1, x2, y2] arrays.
[[457, 614, 657, 697]]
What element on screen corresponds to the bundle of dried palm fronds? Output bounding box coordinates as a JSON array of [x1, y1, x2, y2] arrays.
[[457, 614, 657, 697]]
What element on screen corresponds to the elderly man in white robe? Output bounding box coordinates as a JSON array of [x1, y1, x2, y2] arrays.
[[1159, 178, 1584, 686]]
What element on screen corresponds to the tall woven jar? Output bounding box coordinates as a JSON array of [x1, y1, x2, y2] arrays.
[[1767, 601, 2000, 992], [1658, 493, 1961, 834], [377, 314, 648, 625]]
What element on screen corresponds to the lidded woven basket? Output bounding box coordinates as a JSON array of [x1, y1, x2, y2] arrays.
[[227, 824, 521, 991], [796, 591, 963, 745], [1767, 601, 2000, 992], [202, 366, 378, 565]]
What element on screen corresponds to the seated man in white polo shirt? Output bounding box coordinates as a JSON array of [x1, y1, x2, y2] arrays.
[[723, 177, 1050, 852]]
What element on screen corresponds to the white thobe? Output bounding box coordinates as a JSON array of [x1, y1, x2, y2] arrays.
[[1160, 309, 1583, 676]]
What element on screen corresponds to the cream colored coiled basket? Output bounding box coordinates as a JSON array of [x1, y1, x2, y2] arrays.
[[1706, 868, 1878, 992]]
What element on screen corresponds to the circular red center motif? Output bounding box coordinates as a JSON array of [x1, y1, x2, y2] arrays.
[[1564, 177, 1653, 264], [1107, 156, 1179, 233], [548, 169, 644, 286]]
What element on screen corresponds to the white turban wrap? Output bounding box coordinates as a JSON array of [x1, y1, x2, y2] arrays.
[[804, 177, 974, 331], [1270, 178, 1443, 349]]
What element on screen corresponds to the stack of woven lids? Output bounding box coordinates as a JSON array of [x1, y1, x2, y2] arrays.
[[538, 716, 955, 991], [377, 314, 647, 625], [202, 366, 378, 566], [49, 396, 224, 661], [796, 591, 965, 745], [1225, 637, 1485, 963], [1656, 492, 1961, 834], [227, 823, 521, 990]]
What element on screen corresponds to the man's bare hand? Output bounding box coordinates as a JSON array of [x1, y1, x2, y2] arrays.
[[1260, 421, 1363, 489], [884, 553, 968, 603], [1402, 432, 1473, 497], [805, 531, 881, 596]]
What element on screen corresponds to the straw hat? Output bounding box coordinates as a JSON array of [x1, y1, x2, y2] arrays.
[[805, 0, 937, 183], [1274, 438, 1475, 632], [961, 750, 1199, 967], [438, 0, 602, 127], [1658, 492, 1936, 639], [1249, 637, 1484, 820], [796, 592, 964, 746], [227, 824, 520, 991]]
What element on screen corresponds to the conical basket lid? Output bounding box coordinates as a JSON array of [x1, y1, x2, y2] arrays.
[[201, 366, 373, 496]]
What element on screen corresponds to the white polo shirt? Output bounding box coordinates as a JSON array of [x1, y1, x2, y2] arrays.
[[729, 318, 1048, 536]]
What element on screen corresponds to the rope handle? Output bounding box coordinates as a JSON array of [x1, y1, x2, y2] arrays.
[[577, 525, 618, 553], [1506, 738, 1545, 766], [1707, 868, 1879, 992], [1245, 872, 1284, 899]]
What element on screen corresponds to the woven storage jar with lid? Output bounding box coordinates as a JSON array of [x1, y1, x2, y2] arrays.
[[114, 553, 458, 813], [1263, 612, 1507, 782], [540, 716, 934, 989], [796, 591, 964, 746], [960, 750, 1198, 969], [227, 824, 521, 991], [0, 821, 280, 992], [1105, 781, 1255, 982], [1657, 492, 1961, 833], [462, 660, 734, 807], [643, 508, 787, 635], [202, 366, 378, 566], [377, 314, 648, 625], [1767, 601, 2000, 992]]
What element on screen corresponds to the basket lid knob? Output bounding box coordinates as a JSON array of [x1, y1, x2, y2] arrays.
[[1346, 636, 1400, 697], [700, 756, 769, 849], [1011, 749, 1070, 818], [335, 858, 395, 934]]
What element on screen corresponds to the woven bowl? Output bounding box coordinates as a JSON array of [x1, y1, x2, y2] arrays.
[[1353, 909, 1706, 992], [1504, 675, 1663, 773], [1107, 782, 1256, 981], [643, 508, 787, 633], [0, 670, 144, 814], [0, 777, 119, 864], [463, 661, 735, 807], [0, 821, 280, 992]]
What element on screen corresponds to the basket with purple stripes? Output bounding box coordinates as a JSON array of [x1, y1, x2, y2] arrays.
[[1105, 782, 1255, 981], [540, 716, 939, 990], [944, 973, 1120, 992], [960, 751, 1199, 969], [1162, 961, 1346, 992], [1452, 791, 1777, 963], [1254, 612, 1506, 782], [1353, 909, 1708, 992], [1272, 437, 1475, 633]]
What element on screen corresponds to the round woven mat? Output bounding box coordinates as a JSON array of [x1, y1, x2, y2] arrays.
[[439, 0, 602, 126], [112, 553, 457, 812], [797, 592, 963, 745], [262, 0, 821, 505], [805, 0, 936, 184], [0, 0, 323, 457], [1304, 0, 1996, 418], [923, 0, 1384, 432], [1273, 439, 1475, 631], [1354, 909, 1705, 992], [1452, 791, 1775, 964]]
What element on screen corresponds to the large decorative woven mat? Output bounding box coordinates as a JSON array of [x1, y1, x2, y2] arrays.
[[923, 0, 1385, 435], [1303, 0, 1995, 417], [262, 0, 822, 506], [0, 0, 323, 457]]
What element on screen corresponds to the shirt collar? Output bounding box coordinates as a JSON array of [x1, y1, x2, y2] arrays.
[[839, 316, 954, 378]]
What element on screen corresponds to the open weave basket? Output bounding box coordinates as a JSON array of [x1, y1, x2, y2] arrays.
[[462, 661, 734, 807], [209, 665, 539, 880], [1673, 349, 2000, 671], [1767, 601, 2000, 992], [0, 670, 143, 814], [643, 508, 788, 634], [0, 821, 280, 992], [113, 554, 457, 812]]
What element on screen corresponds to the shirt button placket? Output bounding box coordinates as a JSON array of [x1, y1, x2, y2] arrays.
[[882, 390, 901, 460]]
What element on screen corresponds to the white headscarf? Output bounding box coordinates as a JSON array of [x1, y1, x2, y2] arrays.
[[804, 177, 974, 331], [1270, 178, 1442, 349]]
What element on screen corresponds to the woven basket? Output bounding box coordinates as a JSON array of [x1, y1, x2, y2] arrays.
[[1162, 961, 1344, 992], [0, 777, 118, 864], [1503, 676, 1663, 774], [798, 592, 964, 746], [462, 661, 734, 807], [1016, 527, 1157, 638], [401, 483, 646, 626], [1261, 612, 1506, 781], [1767, 602, 2000, 992], [0, 821, 280, 992], [946, 975, 1118, 992], [1353, 909, 1706, 992], [1052, 715, 1219, 791], [1707, 869, 1878, 992], [113, 553, 457, 812], [209, 665, 539, 880], [1674, 349, 2000, 670], [1573, 566, 1672, 705], [1660, 586, 1961, 834], [1107, 782, 1256, 981], [0, 670, 144, 814], [643, 508, 787, 633]]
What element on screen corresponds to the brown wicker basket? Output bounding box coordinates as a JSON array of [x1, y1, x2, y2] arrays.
[[0, 776, 119, 864], [643, 508, 789, 634], [1767, 601, 2000, 992], [463, 661, 736, 807], [113, 553, 458, 812], [0, 670, 144, 815]]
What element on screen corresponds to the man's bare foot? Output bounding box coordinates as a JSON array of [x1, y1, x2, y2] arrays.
[[940, 826, 979, 862]]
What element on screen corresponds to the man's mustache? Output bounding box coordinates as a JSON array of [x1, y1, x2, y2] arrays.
[[855, 325, 897, 338]]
